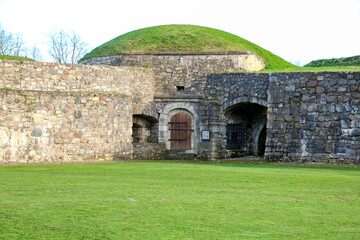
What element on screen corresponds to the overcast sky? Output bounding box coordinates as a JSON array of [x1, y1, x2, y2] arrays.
[[0, 0, 359, 65]]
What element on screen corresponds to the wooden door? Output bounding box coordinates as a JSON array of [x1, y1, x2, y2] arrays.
[[169, 113, 192, 149]]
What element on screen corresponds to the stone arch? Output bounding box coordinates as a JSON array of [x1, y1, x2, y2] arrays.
[[252, 117, 267, 156], [158, 102, 198, 152], [222, 101, 267, 157], [221, 96, 267, 113], [257, 124, 267, 156]]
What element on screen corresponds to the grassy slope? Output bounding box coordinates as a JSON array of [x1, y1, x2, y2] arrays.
[[81, 25, 295, 70], [260, 65, 360, 73], [305, 55, 360, 67], [0, 162, 359, 239], [0, 55, 34, 61]]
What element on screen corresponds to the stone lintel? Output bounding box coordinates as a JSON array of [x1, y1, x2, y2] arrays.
[[155, 95, 203, 102]]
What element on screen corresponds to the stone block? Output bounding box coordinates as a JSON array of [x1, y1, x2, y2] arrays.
[[31, 129, 42, 137]]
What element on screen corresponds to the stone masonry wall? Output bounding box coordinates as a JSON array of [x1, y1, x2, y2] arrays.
[[80, 52, 265, 97], [203, 71, 360, 163], [0, 90, 132, 164], [82, 53, 360, 163], [0, 60, 154, 164], [132, 143, 166, 160], [205, 73, 269, 109], [203, 73, 269, 159], [81, 52, 265, 160], [2, 58, 358, 164], [266, 72, 360, 164]]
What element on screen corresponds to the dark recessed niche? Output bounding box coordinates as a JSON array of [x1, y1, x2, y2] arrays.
[[176, 86, 185, 92]]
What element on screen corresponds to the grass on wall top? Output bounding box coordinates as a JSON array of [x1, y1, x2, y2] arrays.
[[0, 55, 34, 61], [81, 25, 295, 70], [260, 65, 360, 72], [304, 55, 360, 67]]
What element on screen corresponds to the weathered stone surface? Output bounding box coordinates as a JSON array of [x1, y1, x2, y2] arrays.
[[265, 72, 359, 164], [74, 131, 82, 138], [307, 81, 318, 87], [31, 129, 42, 137], [81, 52, 265, 97], [316, 87, 325, 94], [0, 60, 149, 164], [1, 58, 359, 165], [284, 115, 293, 122], [132, 143, 166, 160], [74, 110, 82, 119]]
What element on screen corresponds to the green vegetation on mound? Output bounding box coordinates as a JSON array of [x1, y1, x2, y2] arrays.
[[305, 55, 360, 67], [0, 55, 34, 61], [81, 25, 294, 70], [260, 65, 360, 73], [0, 162, 359, 239]]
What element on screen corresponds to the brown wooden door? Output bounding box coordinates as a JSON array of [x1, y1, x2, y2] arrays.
[[169, 113, 192, 149]]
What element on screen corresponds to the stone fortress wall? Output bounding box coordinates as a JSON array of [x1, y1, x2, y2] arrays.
[[1, 52, 359, 165], [266, 72, 360, 163], [83, 52, 360, 164], [0, 60, 154, 164], [205, 72, 360, 164], [81, 52, 267, 161], [80, 51, 265, 96]]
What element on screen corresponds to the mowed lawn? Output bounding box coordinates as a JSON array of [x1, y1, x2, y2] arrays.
[[0, 162, 359, 239]]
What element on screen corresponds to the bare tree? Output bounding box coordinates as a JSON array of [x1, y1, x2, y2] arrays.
[[48, 30, 69, 64], [48, 30, 88, 64], [0, 25, 14, 55], [12, 33, 25, 56], [69, 31, 88, 64], [29, 45, 42, 61], [0, 24, 27, 56]]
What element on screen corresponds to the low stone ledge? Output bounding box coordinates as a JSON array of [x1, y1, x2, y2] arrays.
[[133, 143, 166, 160]]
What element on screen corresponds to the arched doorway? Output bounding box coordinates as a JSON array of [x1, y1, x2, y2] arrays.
[[169, 113, 192, 150], [224, 102, 267, 157]]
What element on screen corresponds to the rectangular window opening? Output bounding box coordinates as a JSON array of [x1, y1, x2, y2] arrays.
[[176, 86, 185, 92]]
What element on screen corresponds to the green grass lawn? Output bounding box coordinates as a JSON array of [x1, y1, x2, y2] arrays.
[[0, 162, 359, 239]]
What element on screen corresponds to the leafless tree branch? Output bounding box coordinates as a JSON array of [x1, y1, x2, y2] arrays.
[[0, 25, 14, 55], [0, 24, 27, 57], [29, 45, 42, 61], [48, 30, 88, 64]]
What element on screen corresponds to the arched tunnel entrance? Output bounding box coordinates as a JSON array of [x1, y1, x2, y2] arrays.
[[224, 102, 267, 158]]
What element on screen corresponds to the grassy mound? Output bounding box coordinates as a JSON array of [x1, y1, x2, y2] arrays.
[[305, 55, 360, 67], [0, 55, 34, 61], [81, 25, 294, 70]]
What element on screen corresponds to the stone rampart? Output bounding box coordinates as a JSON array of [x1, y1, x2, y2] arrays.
[[204, 71, 360, 163], [1, 58, 359, 164], [266, 72, 360, 164], [0, 60, 155, 164], [80, 52, 265, 97], [205, 72, 269, 110]]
